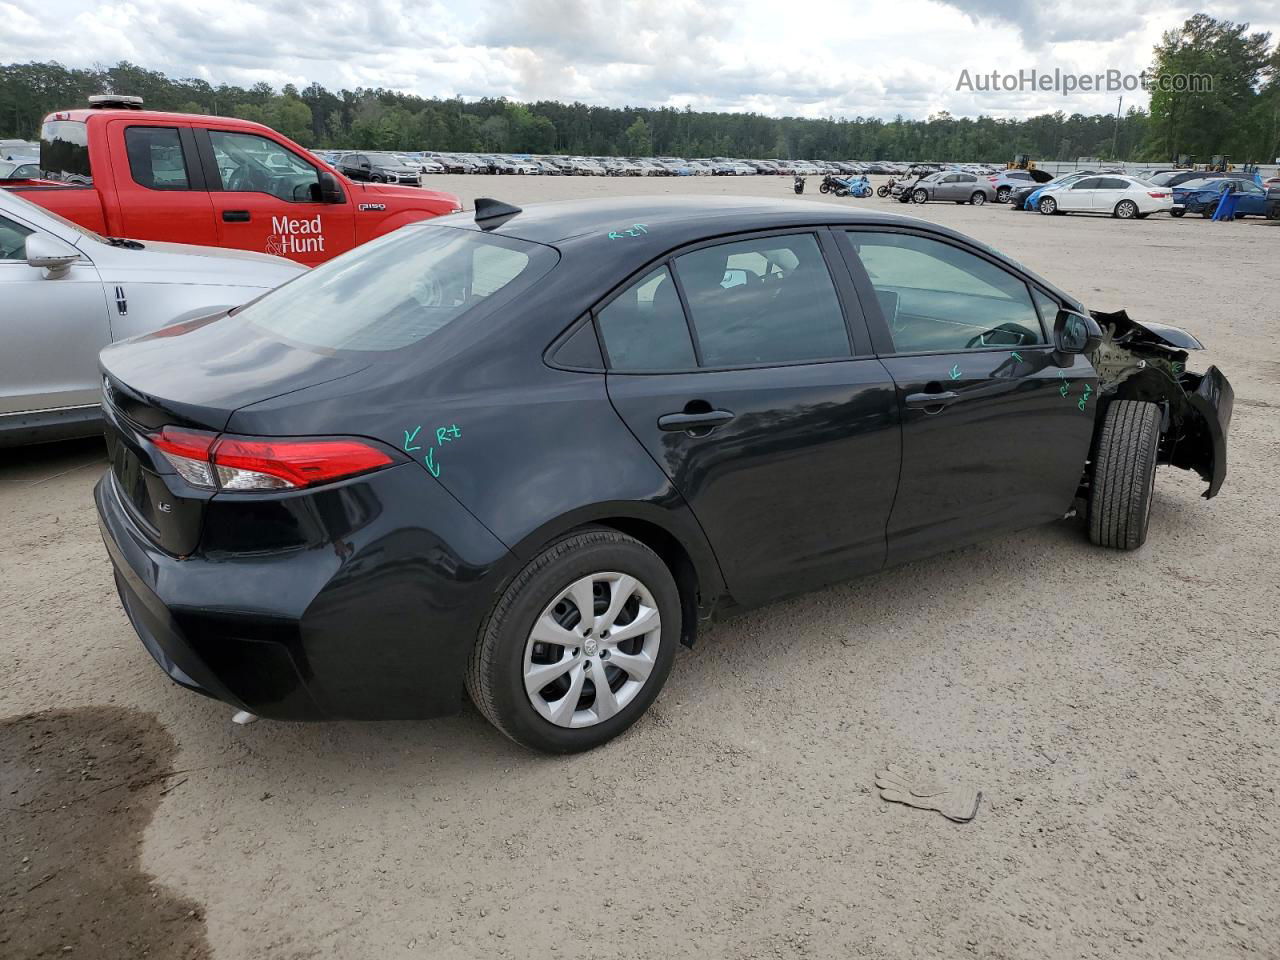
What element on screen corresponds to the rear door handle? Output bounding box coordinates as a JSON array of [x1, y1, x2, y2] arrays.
[[905, 390, 960, 410], [657, 409, 735, 433], [221, 210, 251, 223]]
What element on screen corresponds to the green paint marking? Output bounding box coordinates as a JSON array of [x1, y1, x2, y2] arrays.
[[608, 223, 649, 240], [1011, 351, 1023, 362], [949, 364, 962, 381], [424, 447, 440, 478], [403, 425, 422, 452]]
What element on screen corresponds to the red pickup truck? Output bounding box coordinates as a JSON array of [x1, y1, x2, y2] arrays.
[[6, 97, 461, 265]]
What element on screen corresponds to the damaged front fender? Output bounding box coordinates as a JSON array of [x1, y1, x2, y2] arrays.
[[1088, 309, 1234, 499]]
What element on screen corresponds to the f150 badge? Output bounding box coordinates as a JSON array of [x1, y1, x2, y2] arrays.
[[358, 203, 386, 212], [266, 215, 326, 256]]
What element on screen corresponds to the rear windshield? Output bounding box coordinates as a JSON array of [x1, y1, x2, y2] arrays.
[[40, 120, 92, 185], [239, 224, 557, 352]]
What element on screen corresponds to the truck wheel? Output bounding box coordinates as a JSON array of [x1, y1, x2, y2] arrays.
[[1088, 400, 1162, 551]]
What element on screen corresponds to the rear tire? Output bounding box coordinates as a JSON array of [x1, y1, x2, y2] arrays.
[[466, 529, 680, 753], [1088, 400, 1162, 551], [1114, 200, 1139, 219], [970, 192, 986, 205]]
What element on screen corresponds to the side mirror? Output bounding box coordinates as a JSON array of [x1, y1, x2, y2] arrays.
[[25, 233, 80, 279], [318, 170, 345, 204], [1054, 309, 1103, 355]]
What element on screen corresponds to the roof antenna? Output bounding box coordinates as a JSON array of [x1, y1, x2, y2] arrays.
[[474, 198, 522, 231]]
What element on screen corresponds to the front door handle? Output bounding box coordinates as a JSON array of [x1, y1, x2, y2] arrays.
[[221, 210, 251, 223], [905, 390, 960, 410], [657, 409, 735, 433]]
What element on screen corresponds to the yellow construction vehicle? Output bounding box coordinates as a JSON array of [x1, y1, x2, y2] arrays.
[[1006, 154, 1036, 170]]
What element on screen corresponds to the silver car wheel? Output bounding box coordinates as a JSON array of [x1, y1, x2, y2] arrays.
[[523, 572, 662, 729]]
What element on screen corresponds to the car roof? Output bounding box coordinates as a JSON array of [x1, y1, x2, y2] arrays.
[[426, 196, 1082, 309]]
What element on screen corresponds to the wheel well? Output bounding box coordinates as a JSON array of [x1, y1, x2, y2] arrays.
[[576, 518, 703, 648]]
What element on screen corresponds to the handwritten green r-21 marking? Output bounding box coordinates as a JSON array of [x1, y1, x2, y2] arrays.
[[608, 223, 649, 240]]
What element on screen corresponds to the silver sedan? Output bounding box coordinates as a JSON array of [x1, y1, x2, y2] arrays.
[[0, 189, 306, 445]]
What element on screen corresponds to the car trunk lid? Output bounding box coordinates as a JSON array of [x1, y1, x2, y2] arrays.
[[99, 312, 368, 555]]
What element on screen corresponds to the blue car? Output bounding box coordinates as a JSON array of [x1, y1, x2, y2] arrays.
[[1171, 177, 1268, 218]]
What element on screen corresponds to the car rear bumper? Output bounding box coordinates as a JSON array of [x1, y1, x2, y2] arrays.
[[95, 462, 517, 720]]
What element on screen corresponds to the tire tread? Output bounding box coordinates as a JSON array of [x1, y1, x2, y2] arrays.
[[1088, 400, 1161, 550]]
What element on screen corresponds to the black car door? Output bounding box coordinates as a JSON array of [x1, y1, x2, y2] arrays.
[[600, 230, 901, 607], [836, 228, 1097, 567]]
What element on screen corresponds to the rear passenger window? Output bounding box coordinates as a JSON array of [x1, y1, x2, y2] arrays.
[[848, 231, 1045, 352], [597, 266, 697, 371], [674, 233, 849, 366], [125, 127, 190, 190]]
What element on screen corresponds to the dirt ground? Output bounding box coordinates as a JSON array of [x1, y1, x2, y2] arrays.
[[2, 174, 1277, 960]]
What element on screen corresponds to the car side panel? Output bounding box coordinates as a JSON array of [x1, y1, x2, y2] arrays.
[[226, 364, 729, 611]]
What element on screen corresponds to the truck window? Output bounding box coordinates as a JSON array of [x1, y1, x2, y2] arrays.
[[207, 130, 320, 202], [40, 120, 92, 185], [124, 127, 191, 190]]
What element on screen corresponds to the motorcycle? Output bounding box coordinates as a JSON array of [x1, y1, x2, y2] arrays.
[[819, 174, 872, 198], [793, 174, 806, 194], [877, 177, 896, 198]]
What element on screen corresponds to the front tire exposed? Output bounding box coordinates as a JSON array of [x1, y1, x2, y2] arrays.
[[996, 186, 1012, 203], [466, 529, 680, 753], [912, 188, 929, 203], [1038, 196, 1058, 215], [1088, 400, 1162, 551]]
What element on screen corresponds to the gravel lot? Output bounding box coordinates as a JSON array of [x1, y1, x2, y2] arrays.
[[3, 174, 1277, 960]]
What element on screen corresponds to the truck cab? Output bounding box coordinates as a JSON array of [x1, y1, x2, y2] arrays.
[[9, 97, 461, 266]]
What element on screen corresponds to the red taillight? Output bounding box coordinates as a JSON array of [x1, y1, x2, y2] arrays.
[[1148, 191, 1169, 198], [212, 437, 394, 491], [148, 429, 395, 492], [151, 427, 218, 489]]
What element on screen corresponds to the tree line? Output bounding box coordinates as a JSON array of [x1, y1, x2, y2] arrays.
[[1, 15, 1275, 163]]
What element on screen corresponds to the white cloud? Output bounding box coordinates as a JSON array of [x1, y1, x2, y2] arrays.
[[0, 0, 1275, 119]]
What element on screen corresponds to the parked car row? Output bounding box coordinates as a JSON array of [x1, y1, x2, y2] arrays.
[[310, 150, 921, 179], [879, 165, 1280, 220]]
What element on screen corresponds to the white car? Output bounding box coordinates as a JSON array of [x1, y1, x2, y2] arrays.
[[1035, 175, 1172, 219], [0, 189, 306, 445]]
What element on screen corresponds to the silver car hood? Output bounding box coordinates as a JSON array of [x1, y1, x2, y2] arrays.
[[79, 238, 306, 289]]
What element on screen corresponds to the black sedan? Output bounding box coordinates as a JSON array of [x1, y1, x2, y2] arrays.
[[95, 197, 1233, 753]]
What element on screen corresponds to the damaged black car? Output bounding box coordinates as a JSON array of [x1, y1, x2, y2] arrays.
[[94, 199, 1232, 752]]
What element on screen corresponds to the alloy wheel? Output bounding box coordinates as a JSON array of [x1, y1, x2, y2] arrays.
[[523, 572, 662, 728]]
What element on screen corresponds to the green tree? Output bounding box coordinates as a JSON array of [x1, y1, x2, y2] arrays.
[[622, 117, 652, 156]]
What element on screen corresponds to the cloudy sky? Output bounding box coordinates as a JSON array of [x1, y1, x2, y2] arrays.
[[2, 0, 1277, 119]]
